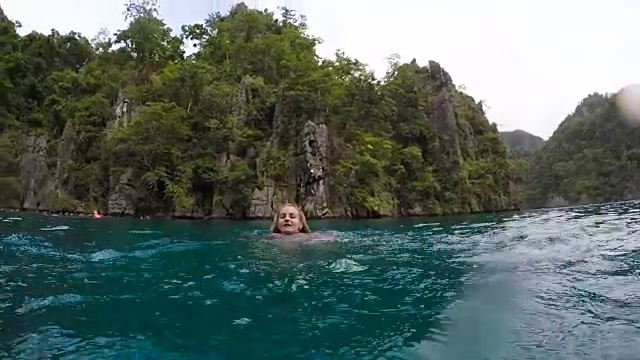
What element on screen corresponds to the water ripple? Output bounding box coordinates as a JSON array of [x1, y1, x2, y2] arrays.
[[1, 202, 640, 358]]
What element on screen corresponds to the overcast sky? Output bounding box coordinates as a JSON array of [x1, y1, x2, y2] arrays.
[[2, 0, 639, 139]]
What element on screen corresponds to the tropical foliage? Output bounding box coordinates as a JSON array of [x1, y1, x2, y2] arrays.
[[0, 1, 518, 218]]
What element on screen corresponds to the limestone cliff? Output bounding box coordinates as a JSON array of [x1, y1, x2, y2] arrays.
[[0, 3, 520, 219]]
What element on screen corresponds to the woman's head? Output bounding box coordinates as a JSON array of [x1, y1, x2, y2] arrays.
[[270, 203, 310, 234]]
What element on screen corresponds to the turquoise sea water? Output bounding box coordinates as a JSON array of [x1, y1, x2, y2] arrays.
[[2, 201, 640, 359]]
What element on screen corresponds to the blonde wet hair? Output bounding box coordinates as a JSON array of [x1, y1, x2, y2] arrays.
[[270, 202, 311, 233]]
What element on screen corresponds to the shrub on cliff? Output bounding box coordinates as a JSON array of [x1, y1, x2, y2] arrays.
[[0, 1, 518, 218]]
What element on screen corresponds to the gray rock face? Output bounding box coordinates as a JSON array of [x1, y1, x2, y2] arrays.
[[113, 90, 134, 129], [16, 125, 86, 213], [19, 135, 55, 210], [54, 121, 76, 193], [427, 60, 453, 87], [107, 90, 138, 215], [410, 60, 463, 185], [295, 120, 332, 218], [429, 84, 463, 176], [107, 168, 136, 216], [247, 185, 287, 219]]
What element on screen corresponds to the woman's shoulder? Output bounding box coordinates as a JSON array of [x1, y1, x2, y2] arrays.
[[270, 232, 336, 241]]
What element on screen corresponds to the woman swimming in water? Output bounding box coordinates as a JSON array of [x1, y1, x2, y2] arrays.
[[240, 202, 334, 241], [269, 203, 311, 237]]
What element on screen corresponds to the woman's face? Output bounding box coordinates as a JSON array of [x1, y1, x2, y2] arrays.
[[277, 205, 302, 234]]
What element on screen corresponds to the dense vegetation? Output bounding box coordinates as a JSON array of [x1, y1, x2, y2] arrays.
[[498, 130, 546, 206], [0, 1, 519, 219], [524, 92, 640, 208], [500, 130, 545, 158]]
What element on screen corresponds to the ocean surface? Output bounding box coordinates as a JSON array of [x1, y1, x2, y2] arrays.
[[2, 202, 640, 359]]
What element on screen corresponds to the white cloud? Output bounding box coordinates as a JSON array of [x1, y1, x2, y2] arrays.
[[1, 0, 125, 40], [2, 0, 639, 139]]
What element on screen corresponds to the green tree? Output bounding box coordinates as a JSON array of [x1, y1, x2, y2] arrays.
[[0, 2, 520, 218]]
